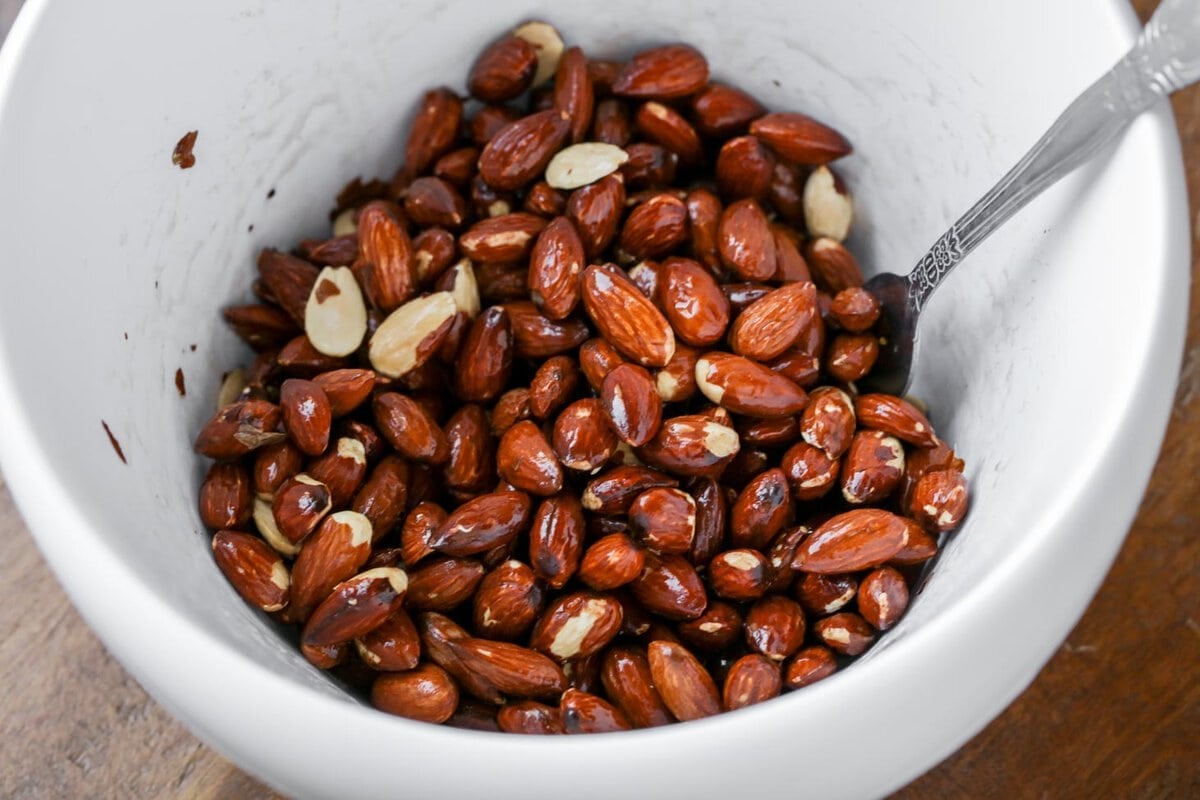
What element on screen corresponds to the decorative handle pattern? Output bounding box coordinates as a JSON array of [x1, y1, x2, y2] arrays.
[[905, 0, 1200, 312]]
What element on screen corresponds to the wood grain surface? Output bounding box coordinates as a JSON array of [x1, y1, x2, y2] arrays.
[[0, 1, 1196, 798]]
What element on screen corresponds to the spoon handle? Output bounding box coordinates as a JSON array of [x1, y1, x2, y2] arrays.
[[907, 0, 1200, 312]]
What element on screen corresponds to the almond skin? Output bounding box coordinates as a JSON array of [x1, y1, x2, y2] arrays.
[[497, 420, 564, 496], [468, 35, 538, 103], [528, 216, 585, 320], [529, 492, 586, 589], [211, 530, 290, 612], [695, 352, 809, 418], [750, 112, 853, 165], [718, 198, 776, 281], [600, 363, 663, 447], [371, 663, 459, 723], [582, 264, 676, 368], [647, 640, 721, 721], [658, 257, 730, 348], [530, 592, 624, 661], [728, 280, 818, 362], [431, 490, 533, 557], [405, 88, 463, 176], [600, 646, 675, 727]]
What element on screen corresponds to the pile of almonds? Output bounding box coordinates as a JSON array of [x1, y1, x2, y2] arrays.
[[195, 22, 970, 733]]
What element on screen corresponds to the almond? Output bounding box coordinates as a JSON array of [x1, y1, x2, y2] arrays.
[[198, 462, 253, 530], [795, 572, 858, 616], [194, 399, 284, 460], [211, 530, 290, 612], [750, 112, 852, 165], [371, 663, 458, 723], [685, 189, 723, 273], [791, 508, 910, 574], [566, 173, 625, 258], [306, 436, 368, 507], [619, 193, 690, 260], [276, 334, 348, 376], [431, 490, 532, 556], [373, 392, 449, 464], [443, 405, 497, 497], [552, 46, 593, 143], [690, 83, 765, 138], [744, 595, 806, 660], [910, 469, 970, 532], [455, 306, 513, 402], [491, 388, 533, 436], [647, 640, 720, 721], [620, 143, 678, 189], [552, 398, 619, 473], [355, 609, 421, 671], [581, 465, 678, 515], [407, 556, 486, 611], [455, 637, 567, 698], [351, 456, 410, 540], [689, 477, 728, 566], [418, 612, 504, 704], [513, 21, 564, 88], [600, 646, 675, 727], [738, 416, 802, 448], [312, 369, 375, 417], [301, 567, 407, 647], [257, 249, 319, 325], [813, 611, 875, 656], [356, 202, 416, 312], [841, 430, 905, 505], [631, 552, 707, 620], [781, 441, 840, 501], [634, 101, 703, 167], [728, 280, 818, 362], [854, 393, 937, 447], [223, 304, 299, 351], [858, 566, 909, 630], [402, 176, 468, 229], [826, 332, 880, 382], [271, 474, 332, 545], [653, 344, 700, 403], [459, 212, 548, 262], [579, 337, 627, 391], [529, 492, 586, 589], [800, 386, 856, 458], [677, 601, 743, 652], [600, 363, 663, 447], [636, 413, 740, 478], [771, 223, 811, 283], [502, 301, 591, 358], [592, 97, 632, 146], [289, 510, 373, 621], [709, 549, 769, 601], [729, 468, 792, 549], [612, 44, 709, 99], [496, 701, 564, 735], [523, 180, 568, 216], [629, 487, 696, 555], [560, 688, 632, 733], [545, 143, 628, 190], [717, 198, 776, 281], [579, 533, 646, 591], [695, 352, 808, 418], [804, 237, 864, 293], [528, 216, 586, 319], [368, 291, 457, 378], [658, 257, 730, 347], [716, 135, 775, 200], [253, 495, 299, 558], [803, 165, 853, 241], [433, 146, 480, 188], [478, 110, 571, 191], [829, 287, 881, 332], [723, 654, 782, 711], [531, 592, 624, 661], [784, 645, 838, 689], [528, 355, 582, 419], [278, 378, 332, 456], [473, 559, 545, 641], [581, 264, 676, 367], [497, 420, 564, 495], [404, 88, 463, 177], [468, 35, 537, 102], [413, 227, 458, 286]]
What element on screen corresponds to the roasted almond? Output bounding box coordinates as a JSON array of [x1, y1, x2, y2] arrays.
[[582, 264, 676, 367], [529, 355, 582, 419], [783, 645, 838, 689], [794, 572, 858, 616], [581, 465, 678, 515], [729, 468, 792, 549], [289, 510, 373, 621], [351, 456, 409, 540], [455, 306, 513, 402], [552, 45, 593, 143], [620, 193, 690, 259], [636, 413, 740, 478], [653, 344, 700, 403], [442, 404, 497, 497], [497, 420, 564, 495], [910, 469, 970, 532], [826, 332, 880, 383], [514, 20, 565, 88], [579, 533, 646, 591], [413, 228, 458, 286], [600, 646, 675, 728], [431, 490, 532, 556], [717, 198, 776, 281], [695, 352, 808, 418], [473, 559, 545, 641], [791, 508, 910, 574], [635, 101, 703, 166], [198, 462, 253, 530], [612, 44, 709, 99], [545, 142, 627, 191], [373, 392, 450, 464], [552, 398, 619, 473], [491, 388, 533, 436], [502, 300, 591, 358], [709, 549, 769, 601], [647, 640, 720, 721], [813, 611, 874, 656], [728, 280, 818, 362], [685, 189, 723, 273], [800, 386, 856, 458], [841, 430, 905, 505], [455, 637, 567, 698], [781, 441, 840, 501], [531, 592, 624, 661], [433, 146, 480, 188], [356, 201, 416, 312], [829, 287, 881, 332], [211, 530, 290, 612], [403, 176, 468, 229], [804, 237, 864, 294], [271, 474, 332, 545], [479, 110, 571, 191], [579, 337, 628, 392], [723, 653, 782, 711], [459, 212, 548, 262], [689, 476, 728, 566], [404, 88, 463, 177], [858, 566, 909, 630], [620, 143, 678, 189], [279, 378, 332, 456], [566, 173, 625, 258], [854, 393, 937, 447], [803, 165, 853, 242], [371, 663, 458, 723], [529, 492, 586, 589], [744, 595, 806, 661], [312, 369, 375, 417], [406, 556, 486, 611], [194, 399, 284, 460], [750, 112, 852, 165], [600, 363, 663, 447], [301, 567, 407, 647], [257, 249, 319, 326], [223, 304, 299, 352], [368, 291, 457, 379], [560, 688, 632, 733], [715, 135, 775, 200], [691, 83, 765, 138], [468, 35, 537, 102], [355, 608, 421, 671], [629, 487, 696, 555], [528, 216, 585, 319], [306, 436, 368, 508], [497, 701, 564, 735], [631, 552, 707, 620], [658, 257, 730, 347]]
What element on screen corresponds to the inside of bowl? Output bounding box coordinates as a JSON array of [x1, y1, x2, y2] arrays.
[[0, 0, 1164, 699]]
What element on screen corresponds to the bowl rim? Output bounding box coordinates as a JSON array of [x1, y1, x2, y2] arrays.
[[0, 0, 1188, 797]]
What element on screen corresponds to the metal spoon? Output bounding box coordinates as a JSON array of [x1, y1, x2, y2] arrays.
[[862, 0, 1200, 395]]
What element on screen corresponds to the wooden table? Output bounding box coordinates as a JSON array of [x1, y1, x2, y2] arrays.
[[1, 1, 1196, 797]]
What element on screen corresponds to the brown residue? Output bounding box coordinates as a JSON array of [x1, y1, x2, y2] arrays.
[[101, 421, 127, 464], [175, 368, 186, 396], [314, 278, 342, 302], [172, 130, 198, 169]]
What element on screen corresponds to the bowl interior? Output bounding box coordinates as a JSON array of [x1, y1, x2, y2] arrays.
[[0, 0, 1180, 796]]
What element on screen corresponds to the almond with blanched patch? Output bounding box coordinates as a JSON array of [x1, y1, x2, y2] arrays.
[[303, 267, 367, 358], [696, 352, 808, 418], [581, 264, 676, 368], [211, 530, 290, 612], [636, 413, 740, 478], [545, 142, 629, 190], [367, 292, 457, 378], [803, 165, 854, 241], [289, 510, 373, 621], [531, 592, 624, 661]]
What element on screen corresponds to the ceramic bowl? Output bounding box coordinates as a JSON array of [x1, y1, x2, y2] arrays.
[[0, 0, 1187, 797]]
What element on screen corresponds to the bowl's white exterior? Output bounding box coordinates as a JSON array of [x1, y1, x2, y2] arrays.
[[0, 1, 1188, 798]]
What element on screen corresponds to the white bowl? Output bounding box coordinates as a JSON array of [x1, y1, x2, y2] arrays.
[[0, 0, 1188, 797]]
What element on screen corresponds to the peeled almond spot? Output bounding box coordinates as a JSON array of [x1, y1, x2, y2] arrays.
[[694, 358, 725, 405], [332, 208, 357, 237], [368, 291, 457, 378], [803, 166, 854, 242], [723, 551, 761, 571], [253, 497, 298, 558], [336, 437, 367, 465], [702, 421, 739, 458], [447, 259, 481, 318], [513, 20, 565, 87], [330, 509, 374, 547], [358, 566, 409, 595], [546, 143, 630, 190], [304, 266, 368, 357], [548, 601, 607, 659]]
